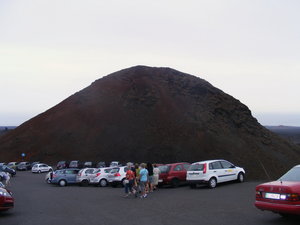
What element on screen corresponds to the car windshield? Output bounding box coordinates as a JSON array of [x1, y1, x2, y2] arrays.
[[188, 164, 204, 171], [158, 165, 171, 173], [279, 167, 300, 182]]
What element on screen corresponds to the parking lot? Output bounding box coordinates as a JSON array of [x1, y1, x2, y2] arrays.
[[0, 171, 299, 225]]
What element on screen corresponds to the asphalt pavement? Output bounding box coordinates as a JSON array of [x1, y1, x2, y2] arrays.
[[0, 171, 299, 225]]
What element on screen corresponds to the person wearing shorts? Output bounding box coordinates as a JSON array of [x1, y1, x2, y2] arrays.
[[139, 163, 148, 198]]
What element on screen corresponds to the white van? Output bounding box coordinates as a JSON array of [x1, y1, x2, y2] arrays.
[[186, 159, 245, 188]]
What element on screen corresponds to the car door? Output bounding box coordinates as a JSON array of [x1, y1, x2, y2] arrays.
[[40, 164, 47, 172], [210, 161, 226, 183], [220, 160, 237, 182], [172, 164, 185, 181], [84, 168, 95, 180], [65, 169, 78, 183]]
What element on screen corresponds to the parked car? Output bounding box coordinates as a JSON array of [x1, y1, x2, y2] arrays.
[[186, 159, 245, 188], [17, 161, 31, 171], [69, 160, 83, 169], [83, 161, 94, 168], [0, 186, 14, 211], [0, 165, 16, 176], [107, 166, 129, 187], [49, 168, 80, 187], [76, 168, 98, 186], [7, 162, 19, 170], [109, 161, 122, 167], [31, 161, 40, 168], [90, 167, 114, 187], [158, 162, 191, 187], [56, 161, 69, 170], [96, 161, 106, 168], [255, 165, 300, 216], [31, 163, 53, 173]]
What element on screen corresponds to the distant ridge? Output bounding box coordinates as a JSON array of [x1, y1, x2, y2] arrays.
[[0, 66, 299, 179]]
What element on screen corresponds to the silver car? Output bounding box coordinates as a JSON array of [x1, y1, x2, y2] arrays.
[[76, 168, 99, 186]]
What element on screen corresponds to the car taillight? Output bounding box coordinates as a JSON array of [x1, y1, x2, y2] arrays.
[[203, 163, 207, 174], [256, 191, 262, 198], [285, 193, 300, 201], [114, 172, 121, 177], [78, 172, 82, 176], [52, 174, 57, 178], [96, 173, 101, 177]]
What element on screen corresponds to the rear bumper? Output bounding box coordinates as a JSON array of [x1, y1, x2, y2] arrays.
[[187, 180, 208, 185], [255, 200, 300, 215]]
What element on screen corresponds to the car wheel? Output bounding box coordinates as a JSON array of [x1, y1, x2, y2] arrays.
[[59, 180, 67, 187], [237, 172, 245, 183], [38, 170, 41, 174], [171, 178, 179, 188], [49, 168, 53, 172], [80, 179, 89, 186], [99, 179, 108, 187], [208, 177, 217, 189]]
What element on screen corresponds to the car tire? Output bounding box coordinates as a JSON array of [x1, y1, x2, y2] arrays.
[[81, 180, 89, 186], [99, 179, 108, 187], [208, 177, 217, 189], [237, 172, 245, 183], [38, 170, 41, 174], [171, 178, 179, 188], [59, 179, 67, 187]]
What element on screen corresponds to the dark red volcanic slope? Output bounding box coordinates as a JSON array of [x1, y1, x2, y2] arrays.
[[1, 66, 299, 179]]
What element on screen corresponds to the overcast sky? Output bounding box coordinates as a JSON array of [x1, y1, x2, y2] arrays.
[[0, 0, 299, 126]]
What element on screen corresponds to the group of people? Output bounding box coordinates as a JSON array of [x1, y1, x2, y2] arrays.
[[124, 162, 160, 198], [0, 171, 10, 187]]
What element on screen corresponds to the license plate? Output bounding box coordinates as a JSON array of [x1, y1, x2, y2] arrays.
[[265, 193, 280, 199]]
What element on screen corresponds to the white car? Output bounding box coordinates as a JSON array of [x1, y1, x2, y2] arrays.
[[76, 168, 99, 186], [107, 166, 129, 187], [31, 163, 53, 173], [186, 159, 245, 188], [89, 167, 114, 187]]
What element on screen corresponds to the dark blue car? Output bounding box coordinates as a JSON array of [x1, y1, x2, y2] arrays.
[[50, 168, 80, 186]]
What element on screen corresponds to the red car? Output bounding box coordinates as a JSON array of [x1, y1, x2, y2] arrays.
[[255, 165, 300, 216], [0, 186, 14, 211], [158, 162, 191, 187]]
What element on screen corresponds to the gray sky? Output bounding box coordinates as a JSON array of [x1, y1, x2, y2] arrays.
[[0, 0, 299, 126]]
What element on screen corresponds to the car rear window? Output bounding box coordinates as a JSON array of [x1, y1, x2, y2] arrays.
[[279, 167, 300, 182], [110, 168, 120, 174], [158, 165, 171, 173], [188, 164, 204, 171]]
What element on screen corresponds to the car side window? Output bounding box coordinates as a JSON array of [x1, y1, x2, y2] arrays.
[[211, 162, 222, 169], [220, 161, 235, 169], [173, 165, 183, 171]]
